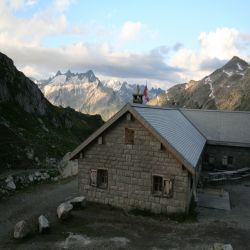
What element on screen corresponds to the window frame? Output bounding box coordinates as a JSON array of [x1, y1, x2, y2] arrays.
[[228, 156, 234, 165], [90, 168, 108, 189], [209, 155, 215, 165], [203, 153, 209, 163], [152, 175, 163, 195], [222, 155, 228, 166], [152, 174, 174, 198], [125, 128, 135, 144]]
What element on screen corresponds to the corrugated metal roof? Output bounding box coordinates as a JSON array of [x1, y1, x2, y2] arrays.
[[181, 109, 250, 147], [133, 105, 206, 168]]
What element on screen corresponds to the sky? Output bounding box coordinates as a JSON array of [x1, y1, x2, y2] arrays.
[[1, 0, 250, 89]]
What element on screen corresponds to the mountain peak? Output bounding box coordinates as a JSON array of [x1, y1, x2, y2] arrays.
[[66, 69, 72, 76], [85, 70, 96, 82], [55, 70, 62, 76], [222, 56, 249, 72]]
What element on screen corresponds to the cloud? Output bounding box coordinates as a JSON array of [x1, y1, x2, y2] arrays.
[[1, 38, 182, 86], [120, 21, 143, 41], [1, 0, 250, 90], [199, 57, 227, 71], [170, 27, 250, 81], [7, 0, 37, 10]]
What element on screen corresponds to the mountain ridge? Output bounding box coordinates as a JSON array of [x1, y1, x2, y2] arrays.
[[37, 70, 165, 120], [0, 52, 103, 172], [149, 56, 250, 111]]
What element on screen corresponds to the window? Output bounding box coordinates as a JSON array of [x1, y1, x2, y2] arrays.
[[222, 155, 228, 166], [203, 153, 209, 163], [209, 155, 215, 165], [152, 175, 173, 198], [153, 175, 163, 194], [90, 169, 108, 189], [98, 136, 103, 145], [189, 175, 193, 190], [125, 128, 134, 144], [126, 113, 132, 121], [228, 156, 233, 165]]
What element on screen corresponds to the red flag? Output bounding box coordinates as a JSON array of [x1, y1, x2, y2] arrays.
[[143, 85, 149, 102]]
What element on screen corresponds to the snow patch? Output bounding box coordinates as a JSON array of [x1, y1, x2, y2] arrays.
[[237, 62, 243, 71], [103, 79, 123, 91], [204, 77, 215, 99], [223, 70, 233, 77]]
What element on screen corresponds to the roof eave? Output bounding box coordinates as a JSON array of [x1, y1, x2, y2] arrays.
[[207, 140, 250, 148]]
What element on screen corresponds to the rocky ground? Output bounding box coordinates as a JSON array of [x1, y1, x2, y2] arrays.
[[0, 177, 250, 249]]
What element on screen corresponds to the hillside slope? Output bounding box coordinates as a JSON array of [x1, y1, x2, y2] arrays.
[[0, 52, 103, 172], [149, 56, 250, 111]]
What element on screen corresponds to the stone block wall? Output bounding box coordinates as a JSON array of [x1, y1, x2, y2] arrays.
[[78, 113, 191, 214], [202, 144, 250, 170]]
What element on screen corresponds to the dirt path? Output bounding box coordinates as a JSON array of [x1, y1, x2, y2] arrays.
[[1, 178, 250, 249], [0, 177, 77, 245]]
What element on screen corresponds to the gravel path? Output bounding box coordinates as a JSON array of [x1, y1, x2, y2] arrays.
[[0, 177, 77, 245]]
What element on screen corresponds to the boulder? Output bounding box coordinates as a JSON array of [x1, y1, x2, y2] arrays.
[[6, 180, 16, 190], [38, 215, 49, 233], [35, 171, 41, 177], [43, 172, 50, 179], [68, 196, 86, 209], [28, 174, 34, 182], [5, 175, 14, 183], [57, 202, 73, 220], [52, 176, 59, 182], [5, 176, 16, 190], [13, 220, 30, 239]]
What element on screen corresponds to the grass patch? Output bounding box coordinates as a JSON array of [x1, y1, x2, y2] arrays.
[[129, 199, 198, 223]]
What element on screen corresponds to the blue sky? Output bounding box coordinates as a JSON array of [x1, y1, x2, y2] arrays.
[[1, 0, 250, 89]]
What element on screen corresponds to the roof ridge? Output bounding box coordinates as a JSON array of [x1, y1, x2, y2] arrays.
[[131, 103, 250, 114], [180, 108, 250, 114], [130, 103, 177, 111]]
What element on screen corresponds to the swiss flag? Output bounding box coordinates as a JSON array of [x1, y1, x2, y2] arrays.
[[143, 84, 149, 102]]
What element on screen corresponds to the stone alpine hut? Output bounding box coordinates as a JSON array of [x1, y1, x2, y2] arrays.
[[70, 103, 206, 214]]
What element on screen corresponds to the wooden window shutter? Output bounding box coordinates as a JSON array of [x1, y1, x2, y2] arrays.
[[125, 128, 134, 144], [90, 169, 97, 186], [163, 179, 174, 198]]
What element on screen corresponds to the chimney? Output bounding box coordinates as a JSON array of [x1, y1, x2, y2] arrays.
[[132, 85, 143, 104]]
